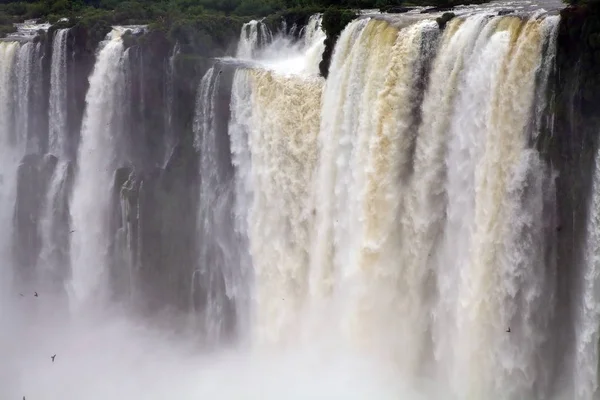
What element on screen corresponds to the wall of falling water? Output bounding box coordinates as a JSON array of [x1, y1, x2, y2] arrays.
[[49, 28, 69, 159], [226, 13, 577, 400], [229, 68, 323, 346], [0, 42, 22, 294]]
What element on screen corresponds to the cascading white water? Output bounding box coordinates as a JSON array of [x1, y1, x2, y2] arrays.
[[238, 15, 326, 76], [193, 67, 236, 343], [37, 160, 70, 284], [237, 20, 273, 59], [15, 42, 34, 150], [227, 13, 564, 399], [302, 15, 327, 76], [69, 29, 127, 304], [229, 68, 323, 346], [0, 41, 31, 286], [35, 28, 72, 297], [49, 28, 70, 159], [0, 40, 20, 308]]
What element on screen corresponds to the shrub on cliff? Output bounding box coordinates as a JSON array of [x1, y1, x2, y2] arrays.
[[319, 8, 356, 77], [233, 0, 284, 16], [168, 14, 244, 56], [114, 1, 148, 23]]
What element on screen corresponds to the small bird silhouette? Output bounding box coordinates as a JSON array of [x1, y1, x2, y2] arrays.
[[70, 230, 75, 233], [506, 327, 511, 333], [51, 354, 56, 362], [34, 292, 38, 297], [19, 293, 24, 297]]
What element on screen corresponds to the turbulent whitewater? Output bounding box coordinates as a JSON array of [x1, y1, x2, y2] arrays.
[[3, 7, 600, 400]]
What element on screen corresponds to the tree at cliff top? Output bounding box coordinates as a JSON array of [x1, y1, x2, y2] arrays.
[[0, 0, 484, 23]]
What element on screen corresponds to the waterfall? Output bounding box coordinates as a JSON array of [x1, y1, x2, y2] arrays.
[[241, 15, 326, 76], [49, 28, 70, 159], [9, 7, 600, 400], [237, 20, 273, 59], [193, 67, 235, 343], [229, 68, 323, 345], [69, 29, 127, 304], [0, 41, 20, 304], [15, 42, 34, 151], [226, 13, 564, 399], [302, 15, 326, 76], [37, 160, 71, 289]]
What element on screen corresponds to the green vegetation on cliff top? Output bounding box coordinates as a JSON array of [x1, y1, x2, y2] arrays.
[[0, 0, 486, 38]]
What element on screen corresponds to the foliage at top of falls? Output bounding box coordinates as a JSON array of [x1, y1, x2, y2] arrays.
[[0, 0, 488, 39]]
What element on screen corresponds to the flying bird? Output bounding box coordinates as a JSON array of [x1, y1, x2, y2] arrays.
[[34, 292, 38, 297], [51, 354, 56, 363], [506, 327, 511, 333]]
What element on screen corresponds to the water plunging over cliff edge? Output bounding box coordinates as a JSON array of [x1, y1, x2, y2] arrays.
[[4, 6, 600, 400]]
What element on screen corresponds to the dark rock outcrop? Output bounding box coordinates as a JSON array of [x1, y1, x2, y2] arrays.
[[536, 4, 600, 390], [13, 154, 57, 281], [319, 9, 356, 78]]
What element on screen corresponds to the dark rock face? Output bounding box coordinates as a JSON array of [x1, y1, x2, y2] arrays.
[[536, 4, 600, 389], [498, 9, 515, 15], [319, 9, 356, 78], [436, 12, 455, 29], [104, 61, 241, 344], [106, 143, 199, 315], [13, 154, 57, 281]]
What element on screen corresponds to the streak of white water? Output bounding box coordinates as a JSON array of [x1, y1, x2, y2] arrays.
[[193, 67, 237, 343], [229, 70, 255, 345], [69, 30, 126, 305], [237, 20, 270, 59], [38, 160, 70, 286], [164, 41, 180, 165], [16, 42, 34, 150], [434, 16, 508, 390], [49, 28, 70, 159], [0, 40, 20, 315]]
